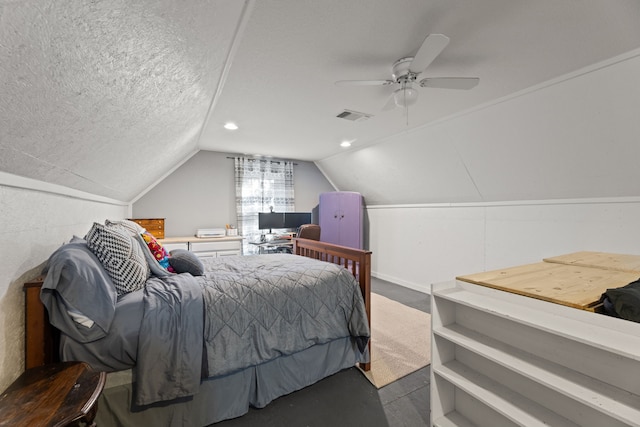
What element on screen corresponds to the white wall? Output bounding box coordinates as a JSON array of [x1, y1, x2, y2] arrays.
[[0, 179, 128, 391], [369, 199, 640, 294]]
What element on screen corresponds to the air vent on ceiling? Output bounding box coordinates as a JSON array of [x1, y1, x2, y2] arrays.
[[336, 109, 373, 122]]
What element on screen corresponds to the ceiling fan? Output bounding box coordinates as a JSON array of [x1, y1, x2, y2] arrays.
[[335, 34, 479, 111]]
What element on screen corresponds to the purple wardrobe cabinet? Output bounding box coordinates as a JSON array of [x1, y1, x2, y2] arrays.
[[319, 191, 363, 249]]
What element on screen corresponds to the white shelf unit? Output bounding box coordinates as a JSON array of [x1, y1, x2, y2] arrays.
[[431, 280, 640, 427]]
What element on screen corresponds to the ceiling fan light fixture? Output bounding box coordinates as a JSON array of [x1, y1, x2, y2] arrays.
[[393, 86, 418, 108]]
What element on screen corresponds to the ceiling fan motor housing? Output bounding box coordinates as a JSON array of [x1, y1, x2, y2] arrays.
[[391, 57, 418, 83]]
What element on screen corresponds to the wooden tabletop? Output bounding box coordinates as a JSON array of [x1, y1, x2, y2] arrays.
[[0, 362, 106, 427], [456, 251, 640, 311], [543, 251, 640, 273]]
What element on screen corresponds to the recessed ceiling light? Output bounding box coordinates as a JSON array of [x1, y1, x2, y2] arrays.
[[224, 122, 238, 130], [340, 140, 353, 148]]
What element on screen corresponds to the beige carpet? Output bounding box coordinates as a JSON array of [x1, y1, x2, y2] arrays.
[[359, 293, 432, 388]]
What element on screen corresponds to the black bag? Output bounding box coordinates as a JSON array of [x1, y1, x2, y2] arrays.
[[603, 279, 640, 323]]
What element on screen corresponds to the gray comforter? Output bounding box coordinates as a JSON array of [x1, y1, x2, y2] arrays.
[[135, 254, 370, 406]]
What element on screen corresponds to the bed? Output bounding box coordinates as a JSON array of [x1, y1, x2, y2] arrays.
[[23, 221, 371, 426]]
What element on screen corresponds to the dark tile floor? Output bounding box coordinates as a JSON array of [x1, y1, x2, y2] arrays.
[[215, 277, 431, 426]]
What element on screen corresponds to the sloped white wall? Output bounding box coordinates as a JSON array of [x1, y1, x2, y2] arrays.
[[0, 181, 128, 391], [318, 49, 640, 205]]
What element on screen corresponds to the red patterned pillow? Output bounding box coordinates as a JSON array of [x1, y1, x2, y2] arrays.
[[141, 232, 174, 272]]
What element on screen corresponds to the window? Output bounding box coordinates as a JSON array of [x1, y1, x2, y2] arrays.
[[234, 157, 294, 249]]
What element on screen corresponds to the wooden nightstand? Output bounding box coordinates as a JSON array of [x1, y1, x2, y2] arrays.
[[0, 362, 106, 426]]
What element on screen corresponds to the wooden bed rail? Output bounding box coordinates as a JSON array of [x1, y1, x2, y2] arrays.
[[293, 238, 372, 371], [293, 238, 371, 299]]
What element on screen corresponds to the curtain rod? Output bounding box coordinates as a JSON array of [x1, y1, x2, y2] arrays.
[[226, 156, 298, 165]]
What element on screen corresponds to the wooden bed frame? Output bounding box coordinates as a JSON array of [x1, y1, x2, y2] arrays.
[[24, 238, 372, 371]]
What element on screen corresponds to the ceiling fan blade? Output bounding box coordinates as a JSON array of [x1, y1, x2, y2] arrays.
[[335, 80, 394, 86], [381, 93, 398, 111], [409, 34, 450, 73], [420, 77, 479, 90]]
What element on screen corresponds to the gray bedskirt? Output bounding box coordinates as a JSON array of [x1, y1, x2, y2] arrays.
[[96, 336, 368, 426]]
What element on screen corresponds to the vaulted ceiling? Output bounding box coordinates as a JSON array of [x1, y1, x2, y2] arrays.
[[2, 0, 640, 203]]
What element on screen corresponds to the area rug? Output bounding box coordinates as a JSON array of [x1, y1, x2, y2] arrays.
[[359, 293, 432, 388]]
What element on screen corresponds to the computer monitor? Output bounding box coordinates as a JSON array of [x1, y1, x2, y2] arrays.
[[258, 212, 284, 231], [283, 212, 312, 229]]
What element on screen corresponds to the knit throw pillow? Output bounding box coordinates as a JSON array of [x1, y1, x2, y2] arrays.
[[105, 219, 146, 236], [85, 222, 150, 294]]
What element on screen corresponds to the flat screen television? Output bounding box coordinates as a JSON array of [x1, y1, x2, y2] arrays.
[[258, 212, 284, 230], [283, 212, 312, 229]]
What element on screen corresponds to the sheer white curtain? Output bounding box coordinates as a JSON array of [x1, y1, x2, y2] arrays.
[[234, 157, 295, 245]]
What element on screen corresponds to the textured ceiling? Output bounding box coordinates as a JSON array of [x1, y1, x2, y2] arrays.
[[0, 0, 245, 200], [1, 0, 640, 202]]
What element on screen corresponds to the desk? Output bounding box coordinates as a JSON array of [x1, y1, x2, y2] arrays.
[[457, 251, 640, 311], [249, 240, 293, 254], [0, 362, 106, 426]]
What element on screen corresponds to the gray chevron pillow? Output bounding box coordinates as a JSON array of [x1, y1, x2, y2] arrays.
[[85, 222, 150, 294]]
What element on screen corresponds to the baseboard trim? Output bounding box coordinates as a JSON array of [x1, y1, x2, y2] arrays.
[[372, 271, 431, 295]]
